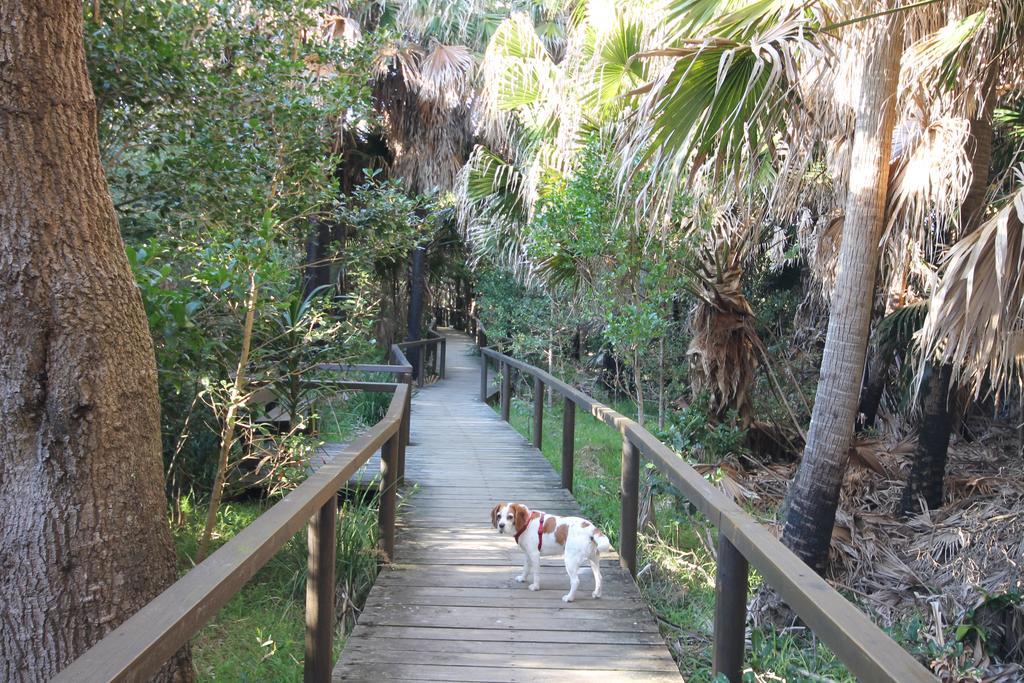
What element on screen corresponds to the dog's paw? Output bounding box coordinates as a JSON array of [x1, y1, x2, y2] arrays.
[[591, 590, 602, 599], [528, 583, 540, 591], [514, 575, 526, 583], [562, 594, 575, 603]]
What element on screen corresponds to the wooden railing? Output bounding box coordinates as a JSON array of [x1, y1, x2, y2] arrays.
[[479, 347, 937, 683], [54, 345, 414, 683], [397, 329, 446, 387]]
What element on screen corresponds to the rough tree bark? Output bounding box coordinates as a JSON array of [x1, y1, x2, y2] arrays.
[[781, 10, 904, 573], [0, 2, 192, 680]]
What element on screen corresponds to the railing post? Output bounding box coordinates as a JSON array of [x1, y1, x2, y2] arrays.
[[620, 436, 639, 577], [713, 532, 749, 683], [500, 362, 511, 422], [304, 495, 337, 683], [379, 434, 398, 564], [398, 378, 411, 487], [416, 347, 425, 388], [479, 353, 488, 402], [561, 397, 575, 492], [532, 376, 544, 449], [439, 338, 446, 379]]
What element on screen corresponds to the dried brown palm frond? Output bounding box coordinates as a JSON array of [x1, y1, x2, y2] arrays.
[[322, 14, 361, 45], [743, 417, 1024, 675], [916, 181, 1024, 400], [417, 43, 475, 107], [374, 43, 475, 193], [900, 0, 1024, 120], [803, 212, 844, 297], [885, 116, 973, 255], [684, 210, 761, 426]]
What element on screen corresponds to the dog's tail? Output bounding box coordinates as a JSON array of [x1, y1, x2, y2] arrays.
[[590, 529, 612, 553]]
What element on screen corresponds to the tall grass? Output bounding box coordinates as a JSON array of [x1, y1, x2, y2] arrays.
[[173, 485, 383, 681]]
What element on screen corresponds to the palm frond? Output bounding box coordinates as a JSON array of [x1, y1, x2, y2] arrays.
[[917, 181, 1024, 399], [900, 9, 985, 91], [900, 0, 1024, 118], [884, 116, 973, 258], [456, 144, 538, 280], [417, 43, 474, 107], [585, 19, 646, 115], [462, 145, 529, 221], [874, 302, 928, 352], [995, 104, 1024, 139], [618, 0, 823, 221]]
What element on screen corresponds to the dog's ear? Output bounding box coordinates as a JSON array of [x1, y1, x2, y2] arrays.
[[513, 504, 530, 532], [491, 503, 503, 528]]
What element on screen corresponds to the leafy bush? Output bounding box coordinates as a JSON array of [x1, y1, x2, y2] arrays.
[[663, 392, 748, 463]]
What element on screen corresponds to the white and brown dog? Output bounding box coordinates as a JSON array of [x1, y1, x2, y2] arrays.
[[491, 502, 611, 602]]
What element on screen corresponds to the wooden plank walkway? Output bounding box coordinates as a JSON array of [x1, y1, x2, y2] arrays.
[[333, 331, 681, 682]]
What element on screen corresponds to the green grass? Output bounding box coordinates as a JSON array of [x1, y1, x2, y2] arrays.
[[173, 488, 382, 682], [316, 385, 391, 443], [501, 395, 855, 682]]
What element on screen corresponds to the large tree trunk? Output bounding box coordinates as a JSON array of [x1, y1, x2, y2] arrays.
[[0, 2, 191, 680], [781, 11, 904, 573], [901, 91, 996, 514]]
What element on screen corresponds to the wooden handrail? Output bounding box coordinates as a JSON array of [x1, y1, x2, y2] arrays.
[[479, 346, 936, 683], [397, 331, 445, 386], [55, 362, 413, 683], [315, 362, 412, 375]]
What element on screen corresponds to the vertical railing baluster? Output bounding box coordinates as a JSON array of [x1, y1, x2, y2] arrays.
[[532, 377, 544, 449], [713, 532, 749, 683], [304, 495, 337, 683], [500, 362, 511, 422], [439, 338, 446, 379], [379, 434, 398, 564], [561, 397, 575, 492], [479, 353, 488, 402], [619, 436, 639, 577]]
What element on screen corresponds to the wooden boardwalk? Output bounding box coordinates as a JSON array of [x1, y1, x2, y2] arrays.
[[333, 331, 680, 682]]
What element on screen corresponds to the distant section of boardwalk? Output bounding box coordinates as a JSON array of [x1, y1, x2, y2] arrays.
[[333, 331, 681, 682]]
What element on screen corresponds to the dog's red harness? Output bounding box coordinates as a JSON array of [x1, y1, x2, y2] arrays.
[[514, 513, 545, 550]]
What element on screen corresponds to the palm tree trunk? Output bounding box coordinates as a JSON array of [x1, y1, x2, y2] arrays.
[[901, 363, 953, 513], [857, 335, 897, 430], [781, 11, 904, 573], [302, 220, 333, 299], [901, 89, 996, 513]]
